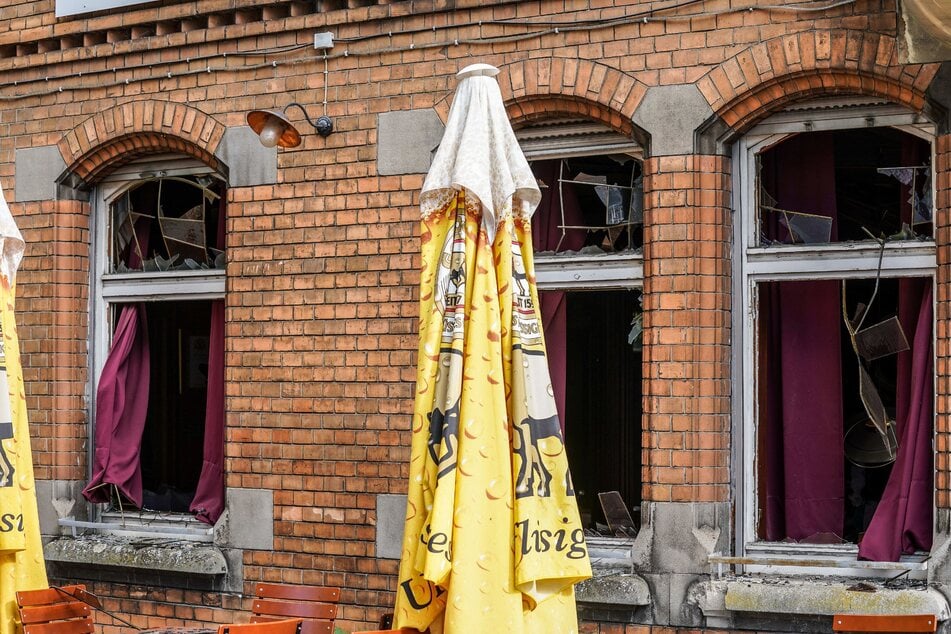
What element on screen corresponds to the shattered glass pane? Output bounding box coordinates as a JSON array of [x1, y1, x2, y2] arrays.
[[857, 364, 896, 461], [778, 209, 833, 244], [854, 316, 909, 361], [159, 203, 207, 264], [845, 418, 898, 468], [876, 167, 915, 186], [598, 491, 636, 537]]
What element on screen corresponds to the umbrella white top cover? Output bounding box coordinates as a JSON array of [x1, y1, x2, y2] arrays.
[[421, 64, 542, 240]]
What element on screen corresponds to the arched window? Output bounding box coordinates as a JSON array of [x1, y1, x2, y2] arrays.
[[83, 154, 228, 530], [517, 118, 644, 539], [734, 99, 936, 570]]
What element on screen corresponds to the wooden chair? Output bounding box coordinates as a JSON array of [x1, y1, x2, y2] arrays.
[[833, 614, 938, 633], [218, 619, 303, 634], [250, 583, 340, 634], [16, 585, 95, 634]]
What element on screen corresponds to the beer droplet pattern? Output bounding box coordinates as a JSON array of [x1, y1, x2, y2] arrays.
[[394, 192, 589, 634]]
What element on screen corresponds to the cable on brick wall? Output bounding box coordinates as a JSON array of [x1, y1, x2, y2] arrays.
[[0, 0, 859, 102]]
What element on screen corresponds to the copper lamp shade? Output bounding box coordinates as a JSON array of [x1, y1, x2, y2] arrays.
[[247, 109, 302, 149]]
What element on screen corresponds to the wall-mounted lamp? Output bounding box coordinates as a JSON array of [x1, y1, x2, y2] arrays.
[[246, 103, 333, 148]]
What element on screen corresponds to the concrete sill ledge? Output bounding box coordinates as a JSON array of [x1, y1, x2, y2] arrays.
[[45, 535, 228, 575], [690, 576, 949, 629], [576, 573, 651, 607]]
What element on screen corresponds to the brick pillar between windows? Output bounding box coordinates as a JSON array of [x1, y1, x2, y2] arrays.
[[641, 155, 731, 504], [13, 198, 90, 483], [935, 133, 950, 511]]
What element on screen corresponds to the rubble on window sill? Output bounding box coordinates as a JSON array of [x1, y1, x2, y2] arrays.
[[688, 574, 950, 629], [535, 245, 643, 257], [44, 534, 227, 575]]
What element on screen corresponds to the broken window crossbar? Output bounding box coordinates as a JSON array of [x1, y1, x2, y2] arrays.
[[708, 553, 927, 579], [58, 517, 214, 542], [557, 178, 634, 190], [558, 223, 640, 230]]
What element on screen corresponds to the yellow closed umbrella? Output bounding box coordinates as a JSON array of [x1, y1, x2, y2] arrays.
[[394, 63, 591, 634], [0, 183, 48, 634]]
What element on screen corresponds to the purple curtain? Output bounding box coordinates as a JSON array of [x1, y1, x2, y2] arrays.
[[858, 281, 933, 560], [189, 198, 227, 524], [533, 160, 585, 435], [83, 223, 152, 507], [858, 133, 936, 559], [82, 304, 150, 506], [762, 133, 845, 541]]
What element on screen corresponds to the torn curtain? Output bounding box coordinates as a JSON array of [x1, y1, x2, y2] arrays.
[[857, 276, 934, 561], [82, 225, 151, 507]]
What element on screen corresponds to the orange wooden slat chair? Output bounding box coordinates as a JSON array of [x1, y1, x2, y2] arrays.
[[833, 614, 938, 633], [250, 583, 341, 634], [16, 585, 95, 634], [218, 619, 303, 634]]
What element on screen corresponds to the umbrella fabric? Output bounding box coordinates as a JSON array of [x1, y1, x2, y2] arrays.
[[0, 184, 48, 634], [394, 64, 591, 634]]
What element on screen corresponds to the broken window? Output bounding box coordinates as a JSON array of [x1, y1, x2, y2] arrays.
[[739, 109, 936, 563], [528, 144, 644, 538], [83, 161, 227, 526], [531, 157, 643, 256]]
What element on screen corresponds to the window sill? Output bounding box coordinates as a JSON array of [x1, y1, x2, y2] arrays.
[[44, 534, 227, 576], [689, 575, 950, 630]]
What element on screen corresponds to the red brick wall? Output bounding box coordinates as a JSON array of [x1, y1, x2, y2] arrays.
[[642, 155, 731, 504], [0, 0, 945, 631]]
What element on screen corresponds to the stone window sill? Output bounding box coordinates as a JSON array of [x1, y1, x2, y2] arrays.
[[690, 576, 950, 630], [44, 534, 227, 576]]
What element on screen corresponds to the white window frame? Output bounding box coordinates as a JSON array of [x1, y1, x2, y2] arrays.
[[733, 103, 937, 574], [84, 155, 226, 532]]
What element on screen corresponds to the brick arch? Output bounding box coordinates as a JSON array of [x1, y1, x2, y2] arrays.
[[57, 100, 227, 186], [499, 58, 648, 130], [698, 29, 941, 133]]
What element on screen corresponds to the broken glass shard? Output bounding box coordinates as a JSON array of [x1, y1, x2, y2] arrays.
[[877, 167, 915, 186], [159, 203, 207, 264], [857, 364, 896, 460], [854, 316, 909, 361], [777, 209, 833, 244]]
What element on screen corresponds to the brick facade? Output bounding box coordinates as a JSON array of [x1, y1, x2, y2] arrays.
[[0, 0, 948, 631]]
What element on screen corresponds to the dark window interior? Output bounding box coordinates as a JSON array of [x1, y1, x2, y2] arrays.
[[559, 289, 642, 534], [759, 128, 931, 245], [137, 300, 211, 512]]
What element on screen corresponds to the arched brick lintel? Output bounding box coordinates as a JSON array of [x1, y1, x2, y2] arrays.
[[433, 59, 648, 139], [58, 100, 227, 187], [717, 70, 932, 133], [698, 28, 941, 135]]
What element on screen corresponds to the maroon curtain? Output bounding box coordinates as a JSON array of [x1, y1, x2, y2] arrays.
[[533, 160, 585, 434], [762, 133, 845, 541], [189, 197, 227, 524], [858, 281, 933, 561], [83, 222, 152, 507], [82, 304, 150, 506]]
